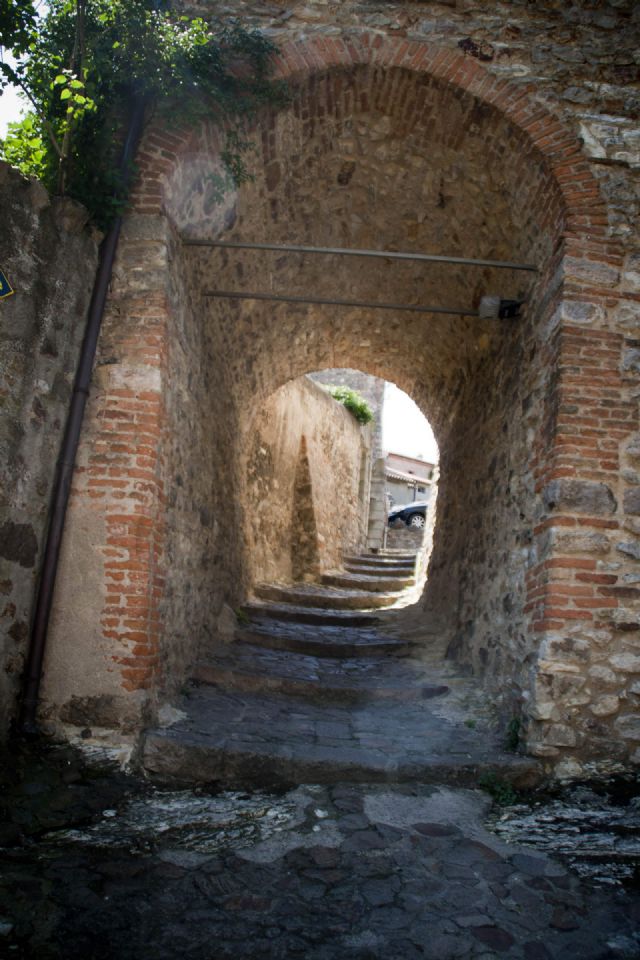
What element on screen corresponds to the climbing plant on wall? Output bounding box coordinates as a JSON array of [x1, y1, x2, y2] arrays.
[[0, 0, 286, 227], [326, 386, 374, 426]]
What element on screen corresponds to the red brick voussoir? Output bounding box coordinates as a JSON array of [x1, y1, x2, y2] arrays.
[[130, 31, 611, 257]]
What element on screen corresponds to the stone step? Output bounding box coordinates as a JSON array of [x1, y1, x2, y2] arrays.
[[321, 571, 415, 592], [254, 582, 401, 611], [191, 644, 448, 705], [364, 551, 417, 560], [241, 602, 381, 628], [344, 562, 415, 579], [344, 555, 416, 569], [349, 550, 417, 561], [142, 687, 540, 790], [234, 621, 414, 659]]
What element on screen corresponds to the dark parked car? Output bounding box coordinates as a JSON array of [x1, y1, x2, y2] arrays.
[[388, 500, 429, 529]]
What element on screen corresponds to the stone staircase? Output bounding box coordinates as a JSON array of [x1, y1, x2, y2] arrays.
[[142, 551, 538, 788]]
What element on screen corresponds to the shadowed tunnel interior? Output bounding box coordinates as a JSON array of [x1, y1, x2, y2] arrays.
[[152, 63, 566, 717]]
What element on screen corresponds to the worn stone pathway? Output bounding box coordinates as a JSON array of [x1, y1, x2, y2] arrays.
[[2, 553, 639, 959], [142, 551, 537, 789], [2, 767, 639, 960]]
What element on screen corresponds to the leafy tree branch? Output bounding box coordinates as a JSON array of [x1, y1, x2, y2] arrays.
[[0, 0, 37, 57], [0, 0, 286, 227]]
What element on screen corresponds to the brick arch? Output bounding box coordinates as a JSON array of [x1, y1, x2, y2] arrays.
[[272, 34, 608, 248], [44, 30, 639, 776], [132, 31, 613, 260]]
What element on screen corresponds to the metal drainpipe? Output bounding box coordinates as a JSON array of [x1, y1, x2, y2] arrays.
[[19, 97, 147, 732]]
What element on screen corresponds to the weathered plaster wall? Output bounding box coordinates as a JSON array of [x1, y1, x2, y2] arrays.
[[0, 162, 98, 737], [242, 375, 371, 586], [43, 214, 175, 731], [43, 214, 239, 728]]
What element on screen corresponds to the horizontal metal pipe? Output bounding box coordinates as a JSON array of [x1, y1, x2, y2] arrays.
[[186, 239, 538, 272], [204, 289, 480, 316]]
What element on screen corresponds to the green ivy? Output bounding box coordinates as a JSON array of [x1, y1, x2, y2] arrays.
[[0, 0, 287, 228], [326, 386, 374, 426], [1, 111, 47, 179]]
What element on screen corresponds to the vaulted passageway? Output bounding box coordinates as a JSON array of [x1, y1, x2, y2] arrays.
[[49, 56, 563, 727], [43, 35, 636, 773], [164, 62, 561, 716]]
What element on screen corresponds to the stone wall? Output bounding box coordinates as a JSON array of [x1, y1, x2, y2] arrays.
[[32, 2, 640, 775], [308, 369, 384, 545], [41, 217, 372, 731], [242, 375, 371, 586], [0, 163, 98, 737], [309, 369, 385, 455], [43, 214, 235, 730]]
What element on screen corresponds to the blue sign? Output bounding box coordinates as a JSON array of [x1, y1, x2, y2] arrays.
[[0, 269, 14, 299]]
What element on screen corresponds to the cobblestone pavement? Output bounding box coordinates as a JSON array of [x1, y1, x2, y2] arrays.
[[2, 556, 638, 958], [1, 764, 639, 960]]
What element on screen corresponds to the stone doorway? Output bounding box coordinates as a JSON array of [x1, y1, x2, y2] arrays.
[[42, 36, 638, 775]]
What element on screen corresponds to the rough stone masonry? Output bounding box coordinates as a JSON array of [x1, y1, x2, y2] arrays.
[[0, 163, 98, 738], [2, 0, 640, 779]]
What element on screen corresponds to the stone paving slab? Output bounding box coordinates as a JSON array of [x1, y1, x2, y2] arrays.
[[322, 571, 416, 591], [235, 619, 413, 658], [192, 643, 448, 703], [142, 688, 539, 789], [344, 562, 416, 579], [255, 582, 403, 610], [3, 771, 638, 960], [344, 554, 417, 568], [360, 551, 418, 560], [242, 602, 382, 626]]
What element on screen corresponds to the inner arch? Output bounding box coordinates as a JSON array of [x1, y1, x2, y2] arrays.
[[155, 61, 566, 716]]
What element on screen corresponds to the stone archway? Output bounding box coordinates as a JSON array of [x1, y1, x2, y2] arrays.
[[43, 34, 638, 775]]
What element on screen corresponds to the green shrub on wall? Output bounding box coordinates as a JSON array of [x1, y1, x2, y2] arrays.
[[326, 386, 374, 426]]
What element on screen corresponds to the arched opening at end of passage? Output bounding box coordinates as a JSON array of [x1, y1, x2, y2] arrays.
[[380, 380, 440, 598], [240, 367, 440, 612]]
